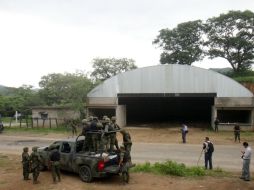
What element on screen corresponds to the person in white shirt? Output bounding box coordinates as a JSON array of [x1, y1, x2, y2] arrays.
[[181, 124, 188, 143], [240, 142, 252, 181]]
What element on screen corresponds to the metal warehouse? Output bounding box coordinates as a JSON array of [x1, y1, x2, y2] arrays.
[[86, 64, 254, 129]]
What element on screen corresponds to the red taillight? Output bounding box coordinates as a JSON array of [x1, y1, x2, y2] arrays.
[[98, 160, 105, 171]]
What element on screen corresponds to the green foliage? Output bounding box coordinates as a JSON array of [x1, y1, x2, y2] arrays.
[[233, 76, 254, 83], [205, 10, 254, 73], [5, 126, 69, 134], [0, 85, 45, 117], [131, 161, 207, 177], [39, 71, 93, 117], [90, 57, 137, 81], [153, 20, 205, 65]]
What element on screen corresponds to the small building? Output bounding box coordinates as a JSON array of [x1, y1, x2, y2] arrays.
[[86, 64, 254, 130], [31, 106, 80, 127]]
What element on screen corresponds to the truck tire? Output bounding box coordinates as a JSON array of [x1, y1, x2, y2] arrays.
[[79, 165, 93, 182]]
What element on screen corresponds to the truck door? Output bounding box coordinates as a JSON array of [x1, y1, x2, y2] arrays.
[[60, 141, 73, 171]]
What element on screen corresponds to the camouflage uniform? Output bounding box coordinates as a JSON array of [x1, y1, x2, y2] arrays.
[[90, 118, 99, 152], [120, 129, 132, 162], [49, 145, 61, 183], [101, 118, 111, 152], [22, 147, 30, 180], [30, 146, 41, 184], [109, 117, 120, 152], [118, 145, 131, 174], [81, 119, 92, 152]]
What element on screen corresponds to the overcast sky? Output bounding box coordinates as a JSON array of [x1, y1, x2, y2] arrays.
[[0, 0, 254, 88]]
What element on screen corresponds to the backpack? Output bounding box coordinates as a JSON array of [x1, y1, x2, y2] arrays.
[[208, 142, 214, 153]]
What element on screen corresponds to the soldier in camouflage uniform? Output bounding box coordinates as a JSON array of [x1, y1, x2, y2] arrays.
[[80, 119, 91, 152], [109, 116, 120, 152], [49, 145, 61, 183], [30, 146, 42, 184], [120, 129, 132, 163], [22, 147, 30, 180], [90, 117, 99, 152], [101, 117, 111, 152]]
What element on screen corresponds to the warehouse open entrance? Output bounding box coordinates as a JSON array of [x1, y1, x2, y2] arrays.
[[118, 93, 215, 124]]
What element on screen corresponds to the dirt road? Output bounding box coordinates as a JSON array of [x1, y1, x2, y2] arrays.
[[0, 134, 252, 171], [1, 127, 254, 190]]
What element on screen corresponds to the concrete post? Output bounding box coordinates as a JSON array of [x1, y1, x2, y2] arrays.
[[116, 105, 126, 127]]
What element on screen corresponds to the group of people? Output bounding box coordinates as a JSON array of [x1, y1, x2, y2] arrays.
[[214, 118, 241, 142], [80, 116, 132, 156], [202, 137, 251, 181], [21, 145, 61, 184], [181, 120, 252, 182]]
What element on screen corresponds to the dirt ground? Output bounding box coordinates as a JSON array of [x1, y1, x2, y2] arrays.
[[1, 125, 254, 190]]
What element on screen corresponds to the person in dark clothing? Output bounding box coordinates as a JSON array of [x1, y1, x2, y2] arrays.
[[49, 145, 61, 183], [22, 147, 30, 180], [203, 137, 214, 169], [214, 118, 219, 132], [234, 124, 241, 142]]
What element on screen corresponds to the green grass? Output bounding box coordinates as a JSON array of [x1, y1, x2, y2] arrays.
[[4, 126, 69, 135], [233, 76, 254, 83], [131, 161, 229, 177]]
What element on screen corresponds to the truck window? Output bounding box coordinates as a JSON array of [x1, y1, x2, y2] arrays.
[[61, 142, 71, 153]]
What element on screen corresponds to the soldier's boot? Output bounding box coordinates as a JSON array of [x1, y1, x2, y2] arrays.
[[58, 176, 61, 182]]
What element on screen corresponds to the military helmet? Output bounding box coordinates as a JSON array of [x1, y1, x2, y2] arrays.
[[82, 119, 88, 124], [32, 146, 38, 152], [111, 116, 116, 121], [102, 115, 108, 120], [105, 117, 110, 123], [88, 116, 93, 121], [23, 147, 29, 152]]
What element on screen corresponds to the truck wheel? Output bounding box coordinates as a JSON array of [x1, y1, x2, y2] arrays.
[[79, 165, 93, 182], [122, 171, 129, 183]]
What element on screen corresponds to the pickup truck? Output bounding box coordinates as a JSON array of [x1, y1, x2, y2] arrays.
[[38, 136, 122, 183]]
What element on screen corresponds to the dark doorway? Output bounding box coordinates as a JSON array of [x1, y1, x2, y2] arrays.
[[118, 93, 215, 124], [217, 110, 251, 123]]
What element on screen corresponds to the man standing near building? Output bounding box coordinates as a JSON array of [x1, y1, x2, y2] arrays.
[[214, 117, 219, 132], [181, 124, 188, 143], [120, 129, 132, 163], [203, 137, 214, 169], [240, 142, 252, 181], [49, 145, 61, 183], [234, 124, 241, 143]]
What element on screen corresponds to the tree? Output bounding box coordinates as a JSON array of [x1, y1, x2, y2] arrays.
[[153, 20, 205, 65], [39, 72, 93, 117], [90, 58, 137, 81], [205, 10, 254, 73]]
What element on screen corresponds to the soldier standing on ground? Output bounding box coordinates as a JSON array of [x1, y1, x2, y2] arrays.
[[214, 117, 219, 132], [70, 119, 78, 137], [234, 124, 241, 143], [203, 137, 214, 170], [120, 129, 132, 163], [49, 145, 61, 183], [240, 142, 252, 181], [30, 146, 41, 184], [22, 147, 30, 180]]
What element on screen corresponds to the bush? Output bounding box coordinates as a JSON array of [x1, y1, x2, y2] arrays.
[[131, 160, 207, 177]]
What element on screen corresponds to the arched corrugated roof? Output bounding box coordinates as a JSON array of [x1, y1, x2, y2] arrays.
[[87, 64, 253, 98]]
